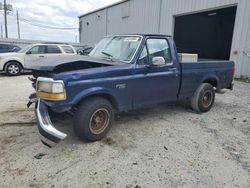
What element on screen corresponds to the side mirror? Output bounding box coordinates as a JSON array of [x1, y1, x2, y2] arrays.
[[152, 56, 165, 66], [26, 51, 31, 55]]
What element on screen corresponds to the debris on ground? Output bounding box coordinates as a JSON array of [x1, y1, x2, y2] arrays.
[[164, 146, 168, 151], [34, 153, 47, 160]]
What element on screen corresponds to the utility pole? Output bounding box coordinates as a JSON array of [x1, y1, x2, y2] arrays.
[[4, 0, 8, 38], [17, 10, 20, 39]]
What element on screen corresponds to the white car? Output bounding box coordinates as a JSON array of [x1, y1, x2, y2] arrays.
[[0, 43, 77, 76]]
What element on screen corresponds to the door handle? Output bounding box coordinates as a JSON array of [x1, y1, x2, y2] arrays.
[[39, 55, 44, 58], [168, 67, 177, 71]]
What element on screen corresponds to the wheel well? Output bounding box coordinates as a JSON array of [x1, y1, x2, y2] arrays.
[[203, 78, 218, 88], [76, 93, 119, 111], [4, 61, 23, 70]]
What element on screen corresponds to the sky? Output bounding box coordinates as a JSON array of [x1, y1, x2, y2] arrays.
[[0, 0, 120, 42]]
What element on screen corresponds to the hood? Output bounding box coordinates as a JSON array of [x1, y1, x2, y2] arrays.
[[27, 55, 123, 73], [0, 52, 23, 57]]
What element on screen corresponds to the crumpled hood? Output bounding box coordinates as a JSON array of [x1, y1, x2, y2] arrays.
[[27, 55, 122, 72]]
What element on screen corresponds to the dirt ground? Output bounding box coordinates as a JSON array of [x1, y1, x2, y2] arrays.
[[0, 74, 249, 188]]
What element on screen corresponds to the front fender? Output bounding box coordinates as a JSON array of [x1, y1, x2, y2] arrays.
[[43, 87, 121, 112], [71, 86, 119, 106]]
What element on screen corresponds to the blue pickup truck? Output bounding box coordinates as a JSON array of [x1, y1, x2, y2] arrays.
[[29, 34, 234, 147]]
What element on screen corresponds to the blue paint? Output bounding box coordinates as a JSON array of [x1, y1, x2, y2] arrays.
[[36, 35, 234, 112]]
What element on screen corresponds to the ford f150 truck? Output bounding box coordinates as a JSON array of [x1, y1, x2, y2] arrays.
[[28, 34, 234, 147]]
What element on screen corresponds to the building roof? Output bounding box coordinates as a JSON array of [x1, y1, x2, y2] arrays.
[[78, 0, 129, 18]]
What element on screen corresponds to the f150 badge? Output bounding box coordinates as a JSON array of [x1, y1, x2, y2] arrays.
[[116, 83, 126, 89]]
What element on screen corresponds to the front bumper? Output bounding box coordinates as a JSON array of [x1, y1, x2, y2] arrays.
[[36, 99, 67, 147]]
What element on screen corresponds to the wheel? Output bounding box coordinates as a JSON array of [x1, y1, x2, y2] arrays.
[[5, 62, 22, 76], [191, 83, 215, 112], [74, 97, 114, 142]]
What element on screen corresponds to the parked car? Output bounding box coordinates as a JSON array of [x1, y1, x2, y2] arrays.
[[28, 34, 234, 147], [0, 43, 21, 53], [0, 43, 76, 76], [77, 46, 93, 56]]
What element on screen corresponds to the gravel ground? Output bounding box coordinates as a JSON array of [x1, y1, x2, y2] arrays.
[[0, 74, 249, 188]]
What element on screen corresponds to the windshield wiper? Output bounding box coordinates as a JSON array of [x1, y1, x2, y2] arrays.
[[101, 51, 114, 61]]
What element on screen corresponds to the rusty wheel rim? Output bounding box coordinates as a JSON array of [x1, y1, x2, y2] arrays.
[[202, 90, 213, 108], [89, 108, 110, 134]]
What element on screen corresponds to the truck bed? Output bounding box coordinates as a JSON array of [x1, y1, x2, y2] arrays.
[[179, 60, 234, 100]]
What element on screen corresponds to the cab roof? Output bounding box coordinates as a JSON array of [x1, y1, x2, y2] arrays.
[[105, 34, 172, 38]]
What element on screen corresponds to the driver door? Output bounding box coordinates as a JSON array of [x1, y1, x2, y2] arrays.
[[132, 38, 180, 109]]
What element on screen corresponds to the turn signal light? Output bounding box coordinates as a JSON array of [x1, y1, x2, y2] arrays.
[[37, 91, 66, 100]]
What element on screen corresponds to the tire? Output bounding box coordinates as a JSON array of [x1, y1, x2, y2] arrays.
[[73, 97, 114, 142], [191, 83, 215, 112], [5, 62, 22, 76]]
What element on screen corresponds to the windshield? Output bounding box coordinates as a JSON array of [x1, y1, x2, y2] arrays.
[[18, 45, 33, 53], [89, 36, 142, 62]]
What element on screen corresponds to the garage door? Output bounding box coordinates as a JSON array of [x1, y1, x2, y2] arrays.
[[174, 6, 237, 60]]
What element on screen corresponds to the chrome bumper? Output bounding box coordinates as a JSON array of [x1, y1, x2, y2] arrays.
[[36, 99, 67, 147]]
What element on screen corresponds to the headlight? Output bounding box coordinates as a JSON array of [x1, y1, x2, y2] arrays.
[[36, 77, 66, 100]]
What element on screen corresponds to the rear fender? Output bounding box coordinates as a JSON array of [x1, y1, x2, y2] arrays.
[[201, 75, 219, 88]]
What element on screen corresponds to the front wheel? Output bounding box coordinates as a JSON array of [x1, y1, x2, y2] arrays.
[[73, 97, 114, 142], [191, 83, 215, 112], [5, 62, 22, 76]]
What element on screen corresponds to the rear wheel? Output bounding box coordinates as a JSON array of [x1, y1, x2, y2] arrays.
[[5, 62, 22, 76], [191, 83, 215, 112], [73, 97, 114, 142]]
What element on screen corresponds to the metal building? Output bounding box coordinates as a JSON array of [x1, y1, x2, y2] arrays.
[[79, 0, 250, 78]]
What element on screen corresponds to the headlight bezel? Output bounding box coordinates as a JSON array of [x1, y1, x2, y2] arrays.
[[36, 77, 66, 101]]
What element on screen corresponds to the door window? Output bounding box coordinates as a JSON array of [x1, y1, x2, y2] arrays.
[[147, 39, 172, 64], [28, 45, 45, 54], [46, 45, 61, 54]]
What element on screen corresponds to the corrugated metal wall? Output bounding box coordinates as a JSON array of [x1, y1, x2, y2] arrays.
[[79, 0, 250, 78], [79, 9, 107, 45], [107, 0, 161, 34], [232, 0, 250, 78]]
